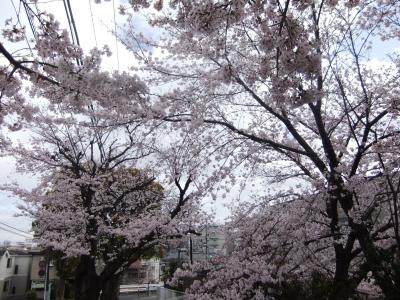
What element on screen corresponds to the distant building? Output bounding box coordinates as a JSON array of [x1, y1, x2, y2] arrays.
[[191, 225, 226, 262], [121, 258, 161, 285], [0, 248, 31, 300], [157, 225, 228, 290], [162, 239, 189, 262], [163, 225, 227, 263], [28, 249, 57, 300], [0, 246, 59, 300], [159, 224, 228, 283]]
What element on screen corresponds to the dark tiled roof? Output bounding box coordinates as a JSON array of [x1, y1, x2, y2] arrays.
[[29, 248, 46, 255], [8, 248, 30, 255], [0, 247, 30, 256]]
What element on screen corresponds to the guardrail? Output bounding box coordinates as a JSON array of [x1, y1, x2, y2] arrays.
[[120, 283, 163, 294]]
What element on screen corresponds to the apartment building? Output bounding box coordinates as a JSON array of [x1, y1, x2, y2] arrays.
[[0, 248, 31, 300]]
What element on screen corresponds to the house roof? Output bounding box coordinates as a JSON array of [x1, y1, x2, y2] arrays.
[[8, 248, 30, 255], [0, 247, 31, 256], [28, 247, 45, 254]]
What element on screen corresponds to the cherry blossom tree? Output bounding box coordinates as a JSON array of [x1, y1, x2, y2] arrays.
[[173, 190, 387, 299], [173, 193, 335, 300], [115, 0, 400, 299], [0, 12, 207, 300], [4, 110, 203, 300], [2, 1, 400, 299]]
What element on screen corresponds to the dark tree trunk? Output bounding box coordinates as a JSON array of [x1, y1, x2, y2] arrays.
[[74, 256, 101, 300], [56, 278, 65, 300], [329, 245, 352, 300], [327, 183, 354, 300], [100, 274, 120, 300]]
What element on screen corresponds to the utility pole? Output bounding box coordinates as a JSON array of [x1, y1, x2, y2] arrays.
[[205, 221, 208, 261], [189, 236, 193, 265], [44, 248, 51, 300]]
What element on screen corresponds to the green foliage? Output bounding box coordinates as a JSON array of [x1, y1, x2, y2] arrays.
[[53, 255, 79, 280], [162, 258, 184, 283], [272, 271, 372, 300], [277, 272, 333, 300], [363, 247, 400, 300], [25, 291, 37, 300], [141, 244, 164, 260], [50, 282, 56, 300]]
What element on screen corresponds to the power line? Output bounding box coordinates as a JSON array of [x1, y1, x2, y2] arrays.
[[21, 0, 38, 38], [88, 0, 98, 48], [63, 0, 80, 47], [32, 0, 40, 16], [62, 0, 82, 66], [112, 0, 120, 71], [25, 0, 62, 3], [0, 226, 32, 238], [0, 221, 31, 234], [63, 0, 77, 46], [9, 0, 34, 56]]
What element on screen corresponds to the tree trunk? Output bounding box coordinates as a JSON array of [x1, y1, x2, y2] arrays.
[[327, 183, 354, 300], [329, 245, 352, 300], [100, 274, 120, 300], [56, 278, 65, 300], [74, 256, 101, 300]]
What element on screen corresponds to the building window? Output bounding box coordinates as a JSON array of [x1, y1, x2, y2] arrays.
[[3, 281, 9, 292], [14, 264, 19, 275], [6, 258, 12, 268]]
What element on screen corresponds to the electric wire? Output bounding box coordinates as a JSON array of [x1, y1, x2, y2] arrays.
[[21, 0, 38, 38], [62, 0, 77, 46], [33, 0, 40, 13], [25, 0, 62, 3], [62, 0, 82, 66], [64, 0, 80, 47], [9, 0, 34, 57], [112, 0, 120, 71], [0, 226, 32, 238], [88, 0, 98, 48], [0, 221, 31, 234]]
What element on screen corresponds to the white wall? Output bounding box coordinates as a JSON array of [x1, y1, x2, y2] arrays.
[[0, 252, 31, 299], [0, 252, 14, 279]]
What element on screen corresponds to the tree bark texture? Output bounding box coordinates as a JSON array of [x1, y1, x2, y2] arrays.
[[74, 256, 101, 300], [100, 274, 120, 300]]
